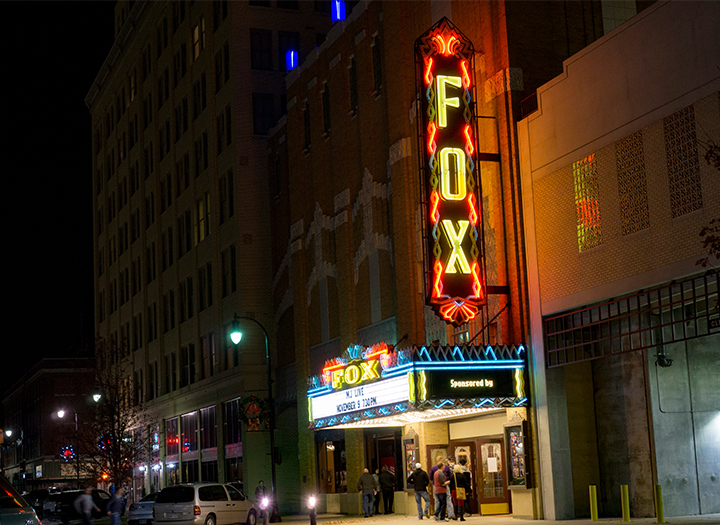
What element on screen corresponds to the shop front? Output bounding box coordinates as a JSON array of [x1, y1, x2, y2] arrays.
[[306, 342, 530, 516]]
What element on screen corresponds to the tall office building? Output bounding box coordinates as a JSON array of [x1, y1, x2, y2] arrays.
[[87, 0, 332, 510]]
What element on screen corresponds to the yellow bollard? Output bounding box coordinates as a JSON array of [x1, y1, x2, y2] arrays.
[[589, 485, 599, 521], [621, 485, 631, 522], [654, 485, 666, 524]]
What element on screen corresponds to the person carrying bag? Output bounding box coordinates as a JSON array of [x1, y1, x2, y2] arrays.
[[451, 465, 467, 521]]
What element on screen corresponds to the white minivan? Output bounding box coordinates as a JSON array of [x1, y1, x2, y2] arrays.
[[153, 483, 257, 525]]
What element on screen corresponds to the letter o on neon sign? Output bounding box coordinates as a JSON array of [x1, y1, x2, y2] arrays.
[[345, 365, 360, 385]]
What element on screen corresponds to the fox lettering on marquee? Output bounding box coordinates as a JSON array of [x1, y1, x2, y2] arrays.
[[415, 18, 486, 326]]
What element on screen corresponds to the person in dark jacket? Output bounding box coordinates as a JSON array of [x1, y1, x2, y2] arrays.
[[357, 467, 379, 517], [407, 463, 431, 519], [378, 466, 395, 514], [449, 465, 467, 521], [107, 486, 124, 525]]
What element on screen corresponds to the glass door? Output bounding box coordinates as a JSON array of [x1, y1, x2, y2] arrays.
[[476, 438, 510, 515]]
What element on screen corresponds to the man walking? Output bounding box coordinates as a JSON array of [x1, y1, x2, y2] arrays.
[[74, 487, 100, 525], [378, 466, 395, 514], [107, 487, 125, 525], [357, 467, 379, 517], [433, 460, 450, 521], [445, 458, 455, 520], [407, 462, 431, 520]]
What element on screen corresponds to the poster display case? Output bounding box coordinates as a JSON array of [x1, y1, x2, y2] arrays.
[[503, 420, 530, 488]]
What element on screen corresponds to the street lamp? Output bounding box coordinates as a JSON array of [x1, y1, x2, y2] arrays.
[[230, 314, 281, 523], [57, 408, 81, 489]]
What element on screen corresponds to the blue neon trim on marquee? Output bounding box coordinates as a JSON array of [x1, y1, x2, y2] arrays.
[[332, 0, 345, 22]]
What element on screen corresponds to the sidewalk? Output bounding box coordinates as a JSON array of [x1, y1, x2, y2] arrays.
[[279, 513, 720, 525]]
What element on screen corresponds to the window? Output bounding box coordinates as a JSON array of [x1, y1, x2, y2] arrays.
[[215, 42, 230, 92], [118, 177, 128, 209], [131, 209, 140, 243], [109, 236, 117, 265], [664, 105, 702, 218], [161, 174, 173, 212], [147, 302, 157, 343], [372, 34, 382, 93], [171, 353, 178, 391], [200, 332, 216, 379], [110, 279, 118, 313], [130, 159, 140, 195], [173, 43, 188, 86], [160, 119, 171, 159], [172, 0, 186, 32], [219, 169, 234, 224], [349, 56, 358, 112], [303, 100, 311, 150], [131, 257, 142, 296], [145, 192, 156, 229], [179, 277, 194, 323], [180, 343, 196, 386], [277, 0, 299, 8], [322, 85, 331, 135], [120, 267, 129, 304], [216, 105, 232, 155], [158, 68, 170, 108], [573, 154, 602, 252], [193, 73, 207, 119], [277, 31, 300, 73], [146, 242, 157, 284], [198, 263, 213, 311], [193, 17, 206, 59], [252, 93, 275, 135], [250, 29, 273, 71], [213, 0, 228, 30], [129, 115, 139, 150], [98, 291, 105, 322], [163, 289, 176, 332], [162, 227, 174, 270], [148, 362, 158, 400], [175, 98, 189, 141], [200, 406, 217, 449], [176, 152, 190, 196], [143, 141, 154, 178], [178, 209, 193, 257], [194, 132, 209, 177], [157, 18, 169, 57], [142, 43, 152, 81], [143, 94, 153, 130], [97, 249, 105, 277], [195, 192, 211, 244], [132, 313, 143, 351], [221, 245, 236, 297]]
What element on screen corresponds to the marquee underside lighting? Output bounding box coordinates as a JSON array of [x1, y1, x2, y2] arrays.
[[331, 407, 504, 429], [416, 17, 487, 326]]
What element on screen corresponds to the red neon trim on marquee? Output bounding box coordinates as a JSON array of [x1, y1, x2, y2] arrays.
[[431, 191, 441, 223], [427, 122, 437, 153], [425, 57, 434, 85], [433, 261, 444, 298], [461, 60, 471, 88], [471, 261, 482, 298], [468, 194, 478, 225], [464, 125, 474, 155]]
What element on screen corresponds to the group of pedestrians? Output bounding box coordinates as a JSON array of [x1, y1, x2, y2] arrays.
[[357, 466, 396, 517], [408, 456, 470, 521]]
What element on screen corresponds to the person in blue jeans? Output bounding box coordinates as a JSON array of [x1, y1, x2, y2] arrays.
[[106, 487, 125, 525], [407, 463, 431, 519], [357, 467, 379, 517]]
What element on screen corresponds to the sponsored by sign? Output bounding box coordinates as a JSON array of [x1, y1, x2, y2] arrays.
[[415, 18, 487, 326], [310, 374, 410, 420], [426, 369, 516, 399]]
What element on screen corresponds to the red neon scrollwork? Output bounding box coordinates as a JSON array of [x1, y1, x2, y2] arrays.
[[439, 301, 479, 324], [464, 125, 474, 156], [431, 191, 440, 224], [461, 60, 471, 88], [432, 33, 459, 56], [467, 193, 478, 225], [471, 262, 483, 298], [427, 122, 437, 154], [433, 261, 444, 298], [424, 57, 433, 85]]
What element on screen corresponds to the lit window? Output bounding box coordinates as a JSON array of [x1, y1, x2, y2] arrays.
[[573, 154, 602, 252]]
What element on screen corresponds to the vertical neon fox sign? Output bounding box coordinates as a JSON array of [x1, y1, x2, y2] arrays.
[[416, 18, 486, 326]]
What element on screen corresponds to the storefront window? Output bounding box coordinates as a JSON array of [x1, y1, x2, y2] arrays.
[[316, 439, 346, 493], [224, 398, 242, 487], [166, 417, 179, 456], [150, 423, 161, 493], [181, 412, 198, 454], [200, 406, 217, 449], [480, 443, 504, 498]]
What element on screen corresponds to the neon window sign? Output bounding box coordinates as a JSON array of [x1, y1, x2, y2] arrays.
[[415, 18, 486, 326]]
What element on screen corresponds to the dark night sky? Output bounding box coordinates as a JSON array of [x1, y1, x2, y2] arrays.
[[3, 2, 116, 393]]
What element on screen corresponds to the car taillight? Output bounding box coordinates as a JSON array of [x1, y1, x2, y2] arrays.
[[194, 506, 201, 516]]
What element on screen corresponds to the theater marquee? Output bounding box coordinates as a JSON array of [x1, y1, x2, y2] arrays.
[[415, 18, 487, 326]]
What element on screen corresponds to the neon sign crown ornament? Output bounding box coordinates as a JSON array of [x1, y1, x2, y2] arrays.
[[416, 18, 487, 326]]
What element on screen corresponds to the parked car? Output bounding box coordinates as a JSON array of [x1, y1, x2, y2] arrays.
[[0, 475, 41, 525], [55, 489, 112, 523], [128, 492, 159, 525], [25, 489, 51, 519], [153, 483, 256, 525]]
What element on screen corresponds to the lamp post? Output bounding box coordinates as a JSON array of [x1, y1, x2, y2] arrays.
[[57, 408, 81, 488], [230, 314, 281, 523]]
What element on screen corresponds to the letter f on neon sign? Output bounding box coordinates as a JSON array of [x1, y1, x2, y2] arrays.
[[442, 220, 471, 274], [436, 75, 462, 128]]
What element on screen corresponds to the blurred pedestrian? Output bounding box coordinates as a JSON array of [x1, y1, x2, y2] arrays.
[[107, 487, 125, 525], [378, 466, 395, 514], [74, 487, 99, 525]]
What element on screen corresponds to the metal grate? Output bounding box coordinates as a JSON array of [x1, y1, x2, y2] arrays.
[[573, 154, 602, 252], [664, 106, 702, 218], [544, 271, 719, 368], [616, 131, 650, 235]]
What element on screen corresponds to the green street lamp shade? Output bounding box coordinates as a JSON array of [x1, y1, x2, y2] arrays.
[[230, 315, 242, 344]]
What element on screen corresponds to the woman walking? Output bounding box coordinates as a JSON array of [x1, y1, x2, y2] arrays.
[[449, 465, 467, 521]]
